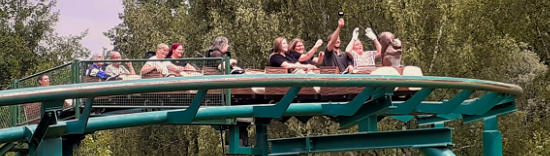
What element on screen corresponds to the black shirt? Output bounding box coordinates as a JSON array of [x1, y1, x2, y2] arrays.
[[322, 48, 352, 72], [270, 53, 297, 67], [289, 51, 313, 64]]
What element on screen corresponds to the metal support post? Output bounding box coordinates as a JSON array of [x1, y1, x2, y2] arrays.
[[254, 118, 270, 156], [71, 60, 81, 118], [224, 56, 231, 106], [28, 110, 58, 155], [483, 116, 503, 156], [358, 115, 377, 132]]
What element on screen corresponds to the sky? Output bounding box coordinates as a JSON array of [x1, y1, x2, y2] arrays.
[[53, 0, 123, 56]]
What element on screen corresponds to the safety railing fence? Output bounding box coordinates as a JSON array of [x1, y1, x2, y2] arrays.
[[5, 57, 229, 126], [6, 62, 75, 127]]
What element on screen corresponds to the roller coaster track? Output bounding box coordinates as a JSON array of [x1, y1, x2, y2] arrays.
[[0, 74, 522, 156]]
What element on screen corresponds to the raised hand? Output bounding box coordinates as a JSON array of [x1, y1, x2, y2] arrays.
[[314, 39, 323, 48], [338, 18, 345, 28], [365, 28, 377, 40], [352, 27, 360, 40]]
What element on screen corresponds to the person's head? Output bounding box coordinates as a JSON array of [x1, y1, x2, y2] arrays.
[[156, 43, 170, 58], [37, 74, 50, 86], [92, 54, 104, 66], [327, 34, 341, 49], [212, 36, 229, 53], [110, 51, 122, 67], [289, 38, 305, 54], [352, 39, 364, 52], [273, 37, 288, 53], [170, 43, 184, 58], [379, 32, 395, 48]]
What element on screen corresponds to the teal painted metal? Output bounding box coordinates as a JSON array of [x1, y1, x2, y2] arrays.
[[255, 118, 270, 156], [323, 87, 379, 116], [167, 90, 207, 124], [0, 99, 518, 144], [228, 125, 254, 155], [253, 87, 301, 118], [224, 56, 231, 106], [10, 80, 19, 126], [457, 92, 503, 115], [0, 142, 16, 155], [463, 102, 516, 123], [439, 90, 474, 113], [391, 88, 433, 114], [72, 60, 80, 118], [35, 137, 62, 156], [358, 115, 378, 132], [0, 74, 523, 107], [269, 128, 453, 155], [338, 96, 393, 129], [483, 116, 503, 156], [67, 98, 93, 134], [28, 111, 58, 155], [420, 147, 456, 156]]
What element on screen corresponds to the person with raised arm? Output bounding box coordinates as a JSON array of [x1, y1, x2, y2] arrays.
[[105, 51, 136, 78], [344, 27, 382, 72], [322, 17, 353, 73], [288, 38, 324, 66]]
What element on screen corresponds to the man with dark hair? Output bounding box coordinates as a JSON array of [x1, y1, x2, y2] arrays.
[[322, 18, 353, 73], [37, 74, 50, 86]]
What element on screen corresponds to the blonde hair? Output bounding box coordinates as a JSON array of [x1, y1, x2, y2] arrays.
[[212, 36, 229, 50]]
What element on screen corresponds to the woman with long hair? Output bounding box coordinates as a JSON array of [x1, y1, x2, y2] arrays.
[[269, 37, 316, 74], [288, 38, 324, 65]]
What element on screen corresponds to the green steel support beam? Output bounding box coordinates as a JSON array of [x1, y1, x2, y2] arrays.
[[463, 101, 516, 123], [269, 128, 453, 155], [224, 56, 232, 106], [358, 115, 378, 132], [254, 118, 270, 156], [10, 80, 19, 127], [0, 142, 17, 155], [28, 111, 57, 155], [390, 88, 433, 114], [439, 90, 474, 114], [420, 147, 456, 156], [167, 90, 207, 124], [228, 125, 254, 155], [66, 98, 93, 134], [253, 87, 301, 118], [35, 137, 62, 156], [459, 92, 503, 115], [483, 116, 503, 156], [338, 95, 393, 129], [323, 87, 379, 116], [72, 60, 81, 118]]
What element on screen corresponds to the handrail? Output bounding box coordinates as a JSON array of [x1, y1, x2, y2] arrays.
[[17, 62, 74, 82], [0, 74, 522, 107], [79, 57, 224, 63]]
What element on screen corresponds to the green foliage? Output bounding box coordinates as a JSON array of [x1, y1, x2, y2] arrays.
[[0, 0, 90, 89]]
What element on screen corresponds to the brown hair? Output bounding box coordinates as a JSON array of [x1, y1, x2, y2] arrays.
[[272, 37, 287, 53], [288, 38, 304, 53]]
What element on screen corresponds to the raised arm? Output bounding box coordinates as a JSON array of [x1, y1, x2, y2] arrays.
[[299, 39, 323, 62], [126, 61, 136, 75], [365, 28, 382, 59], [327, 18, 344, 52]]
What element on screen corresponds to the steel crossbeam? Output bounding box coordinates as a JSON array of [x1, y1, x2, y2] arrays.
[[269, 128, 453, 155]]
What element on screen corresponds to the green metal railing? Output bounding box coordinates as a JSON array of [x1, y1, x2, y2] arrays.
[[0, 74, 521, 155], [5, 57, 229, 126]]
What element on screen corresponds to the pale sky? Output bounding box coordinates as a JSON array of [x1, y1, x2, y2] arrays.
[[54, 0, 123, 56]]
